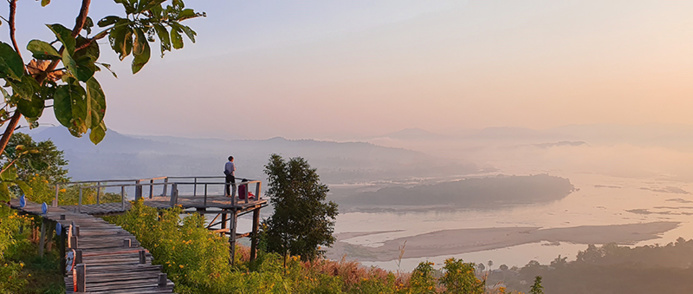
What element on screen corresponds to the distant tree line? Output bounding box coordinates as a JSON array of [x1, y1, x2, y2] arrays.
[[490, 238, 693, 293]]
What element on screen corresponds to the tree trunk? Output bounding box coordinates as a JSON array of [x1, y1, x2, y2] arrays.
[[0, 112, 22, 156]]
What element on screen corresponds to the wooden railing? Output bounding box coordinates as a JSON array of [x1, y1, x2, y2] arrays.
[[52, 176, 262, 211]]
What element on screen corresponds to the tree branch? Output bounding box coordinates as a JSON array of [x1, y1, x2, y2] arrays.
[[8, 0, 21, 59], [0, 157, 20, 176], [0, 112, 22, 157], [0, 0, 23, 157], [71, 0, 91, 37]]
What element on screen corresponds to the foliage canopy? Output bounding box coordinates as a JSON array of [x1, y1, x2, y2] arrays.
[[262, 154, 338, 261], [0, 0, 204, 158], [2, 133, 68, 183]]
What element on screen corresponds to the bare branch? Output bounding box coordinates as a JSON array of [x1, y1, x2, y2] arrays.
[[0, 157, 19, 175], [8, 0, 21, 59], [0, 112, 22, 156], [71, 0, 91, 37]]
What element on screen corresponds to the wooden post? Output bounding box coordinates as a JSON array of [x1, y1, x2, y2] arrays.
[[60, 226, 66, 276], [250, 207, 261, 263], [75, 249, 83, 264], [193, 177, 198, 197], [170, 184, 178, 207], [162, 177, 168, 196], [70, 236, 78, 249], [221, 212, 227, 229], [38, 218, 46, 257], [121, 186, 126, 211], [135, 179, 142, 201], [139, 250, 146, 264], [96, 183, 101, 205], [232, 186, 237, 207], [54, 184, 60, 207], [158, 273, 167, 288], [78, 187, 83, 213], [149, 179, 154, 198], [243, 182, 249, 204], [75, 264, 86, 292], [255, 181, 262, 200], [203, 184, 208, 206], [228, 211, 238, 265]]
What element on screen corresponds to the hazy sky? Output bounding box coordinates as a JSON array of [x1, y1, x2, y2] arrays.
[[4, 1, 693, 139]]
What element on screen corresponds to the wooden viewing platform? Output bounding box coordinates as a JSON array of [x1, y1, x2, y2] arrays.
[[8, 175, 268, 293], [54, 176, 268, 263]]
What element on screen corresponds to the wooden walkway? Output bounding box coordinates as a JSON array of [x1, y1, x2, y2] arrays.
[[9, 198, 175, 293]]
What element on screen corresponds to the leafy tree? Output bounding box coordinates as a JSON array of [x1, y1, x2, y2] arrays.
[[409, 261, 437, 294], [440, 258, 485, 294], [2, 133, 68, 183], [262, 154, 338, 261], [0, 0, 204, 160], [530, 276, 544, 294]]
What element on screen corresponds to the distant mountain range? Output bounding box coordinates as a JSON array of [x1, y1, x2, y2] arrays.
[[22, 127, 478, 183], [373, 124, 693, 150]]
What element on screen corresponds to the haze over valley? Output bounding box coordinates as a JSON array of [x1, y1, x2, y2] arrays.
[[24, 123, 693, 273]]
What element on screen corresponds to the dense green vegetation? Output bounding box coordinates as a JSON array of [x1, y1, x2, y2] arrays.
[[106, 200, 509, 294], [0, 206, 64, 293]]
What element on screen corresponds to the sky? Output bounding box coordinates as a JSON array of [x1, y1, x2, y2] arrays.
[[3, 1, 693, 140]]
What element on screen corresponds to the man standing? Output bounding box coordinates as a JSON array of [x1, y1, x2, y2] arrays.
[[224, 156, 236, 197]]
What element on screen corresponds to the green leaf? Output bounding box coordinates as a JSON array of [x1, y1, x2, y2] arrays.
[[178, 9, 198, 21], [1, 165, 17, 181], [47, 24, 76, 54], [54, 82, 88, 136], [153, 24, 171, 56], [124, 29, 134, 57], [0, 42, 25, 80], [108, 22, 131, 60], [10, 75, 40, 101], [97, 15, 121, 27], [132, 32, 151, 74], [114, 0, 136, 14], [141, 0, 166, 12], [89, 122, 107, 145], [97, 62, 118, 78], [64, 45, 95, 82], [86, 77, 106, 128], [84, 17, 94, 35], [170, 28, 183, 49], [179, 24, 196, 43], [27, 40, 61, 60], [74, 36, 100, 63], [0, 182, 9, 202], [133, 28, 147, 56], [0, 86, 9, 101], [16, 92, 44, 118], [16, 180, 32, 197]]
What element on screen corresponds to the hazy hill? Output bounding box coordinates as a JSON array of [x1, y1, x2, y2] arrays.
[[337, 174, 575, 211], [375, 128, 448, 141], [22, 127, 478, 183]]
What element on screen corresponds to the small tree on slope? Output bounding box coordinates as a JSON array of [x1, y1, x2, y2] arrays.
[[263, 154, 338, 262]]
